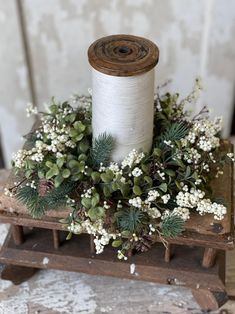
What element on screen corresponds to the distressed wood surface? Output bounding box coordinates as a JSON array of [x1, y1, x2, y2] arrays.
[[88, 34, 159, 76], [0, 228, 227, 290], [226, 248, 235, 299], [0, 169, 235, 313], [0, 140, 234, 238]]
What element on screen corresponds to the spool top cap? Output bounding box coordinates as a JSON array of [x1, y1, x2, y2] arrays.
[[88, 34, 159, 77]]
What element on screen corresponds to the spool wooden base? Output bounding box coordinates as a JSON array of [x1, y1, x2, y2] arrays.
[[0, 226, 230, 311]]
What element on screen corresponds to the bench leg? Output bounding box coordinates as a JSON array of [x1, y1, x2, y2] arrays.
[[202, 248, 217, 268], [164, 243, 172, 263], [12, 225, 24, 245], [0, 263, 38, 285], [192, 288, 228, 311], [90, 235, 95, 255], [52, 230, 60, 250]]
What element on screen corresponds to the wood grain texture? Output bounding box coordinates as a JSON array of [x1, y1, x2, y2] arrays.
[[202, 248, 217, 268], [191, 288, 229, 311], [226, 240, 235, 298], [88, 34, 159, 76], [0, 228, 227, 291], [0, 142, 234, 251]]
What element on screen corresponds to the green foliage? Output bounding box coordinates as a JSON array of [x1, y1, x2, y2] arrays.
[[117, 208, 146, 233], [90, 133, 114, 168], [17, 180, 76, 218], [11, 82, 228, 258], [157, 122, 189, 147], [17, 185, 44, 218], [161, 213, 184, 238], [88, 206, 105, 221]]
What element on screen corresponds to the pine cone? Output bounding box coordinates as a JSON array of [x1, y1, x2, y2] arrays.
[[37, 179, 54, 196], [135, 235, 154, 253], [77, 208, 86, 220]]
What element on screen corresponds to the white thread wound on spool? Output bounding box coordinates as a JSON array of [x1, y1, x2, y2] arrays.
[[92, 68, 155, 162]]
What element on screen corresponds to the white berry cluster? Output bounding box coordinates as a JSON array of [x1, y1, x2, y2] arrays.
[[157, 170, 165, 180], [117, 250, 128, 260], [161, 194, 170, 204], [81, 187, 95, 198], [146, 190, 160, 202], [227, 153, 235, 162], [129, 191, 167, 219], [173, 207, 190, 221], [12, 149, 28, 168], [25, 180, 37, 189], [26, 102, 38, 117], [4, 187, 13, 197], [183, 148, 201, 164], [146, 207, 161, 219], [69, 93, 92, 111], [176, 187, 205, 208], [131, 167, 143, 177], [196, 199, 227, 220], [129, 196, 142, 208], [121, 149, 145, 169], [13, 104, 88, 168], [181, 117, 222, 154], [68, 218, 117, 254], [175, 185, 226, 220]]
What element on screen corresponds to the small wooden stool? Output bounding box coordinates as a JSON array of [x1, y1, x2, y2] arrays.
[[0, 141, 234, 311]]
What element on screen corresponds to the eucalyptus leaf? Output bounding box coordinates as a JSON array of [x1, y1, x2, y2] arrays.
[[133, 185, 142, 195], [159, 183, 167, 193], [54, 174, 64, 187], [75, 133, 84, 141], [91, 193, 100, 207], [112, 239, 123, 247], [165, 169, 175, 177], [68, 159, 80, 169], [81, 197, 91, 209], [103, 185, 111, 197], [69, 129, 78, 138], [144, 176, 153, 186], [185, 166, 191, 178], [91, 171, 100, 183], [88, 206, 105, 221], [74, 121, 86, 132], [57, 157, 65, 168], [62, 168, 71, 178]]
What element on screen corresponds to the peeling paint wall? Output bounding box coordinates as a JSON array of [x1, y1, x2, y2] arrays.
[[0, 0, 235, 166]]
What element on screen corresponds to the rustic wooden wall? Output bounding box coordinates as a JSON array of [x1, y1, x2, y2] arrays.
[[0, 0, 235, 167]]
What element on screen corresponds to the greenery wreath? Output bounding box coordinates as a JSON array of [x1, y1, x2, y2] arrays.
[[6, 79, 234, 259]]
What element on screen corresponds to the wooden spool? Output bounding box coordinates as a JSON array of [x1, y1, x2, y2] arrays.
[[88, 34, 159, 76]]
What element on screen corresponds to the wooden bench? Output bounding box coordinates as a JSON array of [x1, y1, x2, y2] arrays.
[[0, 141, 234, 311]]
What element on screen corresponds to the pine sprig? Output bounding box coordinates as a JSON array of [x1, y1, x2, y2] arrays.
[[161, 213, 184, 238], [17, 185, 46, 218], [17, 180, 76, 219], [158, 122, 189, 146], [117, 208, 146, 233], [90, 133, 114, 168]]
